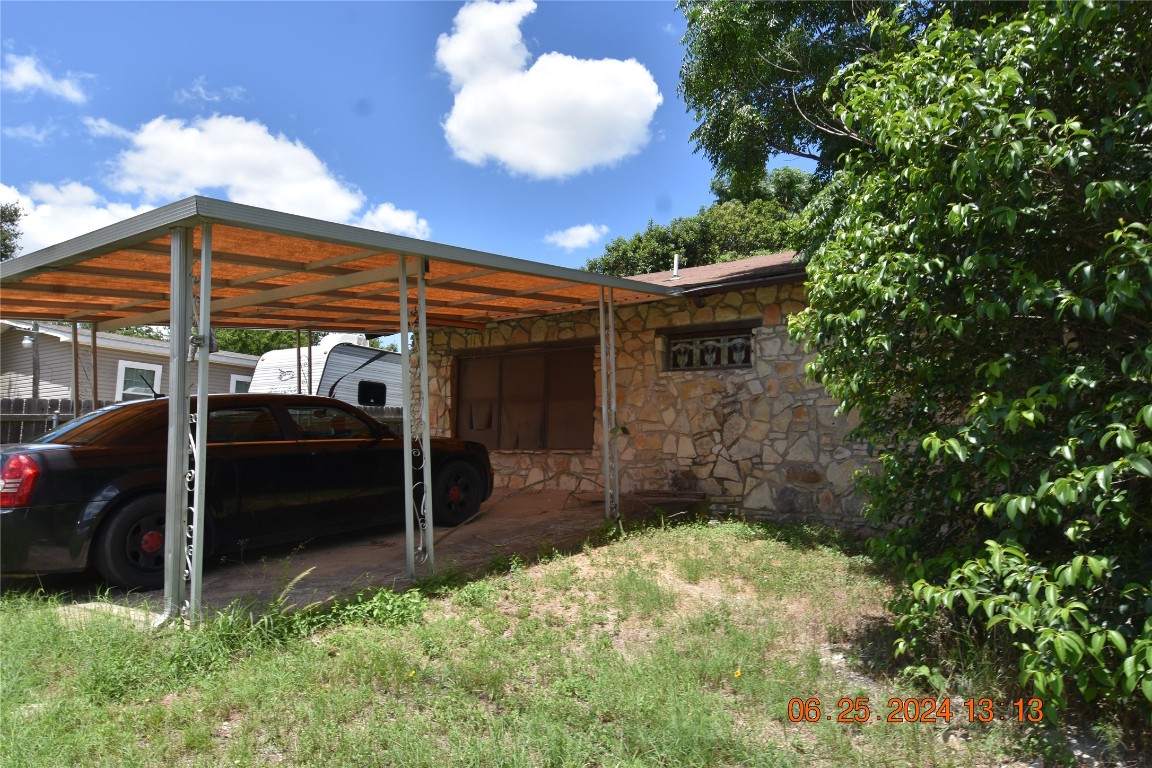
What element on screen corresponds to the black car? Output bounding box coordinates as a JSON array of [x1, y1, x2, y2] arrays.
[[0, 394, 492, 590]]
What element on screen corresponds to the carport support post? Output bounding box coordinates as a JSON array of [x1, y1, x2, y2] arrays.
[[415, 258, 435, 571], [598, 288, 620, 519], [70, 322, 80, 418], [399, 257, 413, 576], [160, 226, 194, 623], [398, 256, 434, 578], [188, 223, 213, 622], [89, 322, 99, 404]]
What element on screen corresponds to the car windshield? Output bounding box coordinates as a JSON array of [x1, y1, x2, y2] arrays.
[[33, 402, 166, 447]]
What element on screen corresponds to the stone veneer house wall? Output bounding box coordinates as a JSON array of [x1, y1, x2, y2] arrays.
[[421, 252, 873, 532]]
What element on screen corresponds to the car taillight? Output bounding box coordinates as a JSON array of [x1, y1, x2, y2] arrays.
[[1, 453, 41, 507]]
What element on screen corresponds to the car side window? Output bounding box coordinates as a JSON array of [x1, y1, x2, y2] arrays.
[[286, 406, 375, 440], [208, 407, 284, 443]]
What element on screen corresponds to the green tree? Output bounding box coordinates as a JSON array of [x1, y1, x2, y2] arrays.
[[212, 329, 324, 357], [678, 0, 1003, 188], [711, 166, 819, 212], [584, 198, 796, 277], [111, 325, 167, 341], [791, 2, 1151, 720], [2, 202, 22, 261]]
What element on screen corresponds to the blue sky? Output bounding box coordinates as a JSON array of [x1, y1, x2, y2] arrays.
[[0, 0, 772, 271]]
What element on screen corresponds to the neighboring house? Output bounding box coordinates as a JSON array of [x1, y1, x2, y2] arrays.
[[0, 320, 259, 405], [420, 252, 874, 532]]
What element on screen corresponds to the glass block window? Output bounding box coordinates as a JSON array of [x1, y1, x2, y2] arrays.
[[667, 331, 753, 371]]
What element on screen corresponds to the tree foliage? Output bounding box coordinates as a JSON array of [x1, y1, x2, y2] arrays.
[[211, 329, 324, 357], [1, 202, 22, 262], [678, 0, 1004, 188], [712, 166, 819, 213], [585, 198, 797, 277], [96, 326, 322, 357], [791, 1, 1152, 719]]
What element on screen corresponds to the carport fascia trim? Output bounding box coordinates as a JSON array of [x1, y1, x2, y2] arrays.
[[1, 196, 683, 319]]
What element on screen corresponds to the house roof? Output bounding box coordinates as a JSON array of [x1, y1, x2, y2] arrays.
[[0, 196, 678, 334], [0, 319, 259, 367], [625, 250, 804, 294]]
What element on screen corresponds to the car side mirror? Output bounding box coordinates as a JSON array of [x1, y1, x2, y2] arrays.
[[358, 380, 388, 406]]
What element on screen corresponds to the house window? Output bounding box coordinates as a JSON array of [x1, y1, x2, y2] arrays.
[[115, 360, 163, 401], [666, 328, 754, 371], [455, 346, 594, 450], [230, 374, 252, 394]]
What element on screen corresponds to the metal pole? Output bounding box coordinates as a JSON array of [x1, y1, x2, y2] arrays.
[[295, 330, 303, 393], [607, 287, 620, 517], [70, 322, 80, 419], [30, 321, 40, 402], [398, 256, 416, 578], [306, 329, 313, 394], [160, 226, 193, 623], [598, 288, 612, 518], [416, 258, 434, 572], [90, 323, 98, 405], [189, 223, 213, 623]]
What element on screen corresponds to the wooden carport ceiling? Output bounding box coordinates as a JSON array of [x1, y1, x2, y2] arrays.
[[0, 196, 677, 334]]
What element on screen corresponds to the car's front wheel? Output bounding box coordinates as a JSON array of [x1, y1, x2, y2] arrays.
[[92, 494, 167, 590], [432, 461, 483, 527]]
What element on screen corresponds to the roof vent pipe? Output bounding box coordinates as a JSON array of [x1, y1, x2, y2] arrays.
[[671, 253, 681, 280]]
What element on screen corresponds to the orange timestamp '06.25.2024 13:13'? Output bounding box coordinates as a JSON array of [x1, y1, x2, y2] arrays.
[[786, 696, 1045, 724]]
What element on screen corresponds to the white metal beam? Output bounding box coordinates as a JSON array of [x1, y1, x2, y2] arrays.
[[416, 258, 435, 572], [188, 223, 213, 622], [160, 227, 193, 624]]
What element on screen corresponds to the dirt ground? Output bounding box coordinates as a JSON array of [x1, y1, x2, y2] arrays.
[[8, 488, 702, 624], [187, 488, 614, 610]]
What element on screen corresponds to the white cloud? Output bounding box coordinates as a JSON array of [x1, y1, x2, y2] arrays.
[[0, 182, 153, 255], [436, 0, 663, 179], [1, 114, 433, 256], [356, 202, 432, 240], [544, 223, 609, 251], [2, 123, 54, 145], [103, 115, 367, 222], [83, 116, 133, 140], [435, 0, 534, 90], [0, 53, 88, 104], [174, 76, 246, 104]]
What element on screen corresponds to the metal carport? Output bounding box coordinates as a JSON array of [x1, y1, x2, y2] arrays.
[[0, 196, 678, 622]]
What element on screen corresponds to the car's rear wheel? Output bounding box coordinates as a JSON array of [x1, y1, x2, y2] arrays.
[[432, 461, 483, 526], [93, 494, 167, 590]]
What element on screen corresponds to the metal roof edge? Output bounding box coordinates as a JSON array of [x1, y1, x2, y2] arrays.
[[2, 194, 679, 300], [0, 197, 203, 283], [191, 197, 680, 298]]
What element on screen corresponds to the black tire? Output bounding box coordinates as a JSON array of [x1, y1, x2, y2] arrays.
[[92, 494, 167, 590], [432, 461, 483, 527]]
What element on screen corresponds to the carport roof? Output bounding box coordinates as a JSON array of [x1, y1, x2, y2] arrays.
[[0, 196, 679, 334]]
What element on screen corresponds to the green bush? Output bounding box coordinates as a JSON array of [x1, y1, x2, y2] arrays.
[[791, 1, 1151, 723]]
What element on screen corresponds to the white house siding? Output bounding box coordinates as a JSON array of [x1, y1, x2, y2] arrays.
[[0, 325, 256, 403]]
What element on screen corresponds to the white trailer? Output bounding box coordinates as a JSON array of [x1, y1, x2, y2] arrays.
[[249, 334, 402, 407]]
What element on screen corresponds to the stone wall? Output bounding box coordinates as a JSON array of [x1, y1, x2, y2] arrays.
[[423, 281, 873, 531]]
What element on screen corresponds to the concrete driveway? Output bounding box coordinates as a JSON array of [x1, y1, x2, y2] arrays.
[[188, 488, 611, 610], [23, 489, 701, 624]]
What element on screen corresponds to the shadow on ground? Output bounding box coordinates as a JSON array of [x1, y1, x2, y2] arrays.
[[3, 490, 701, 617]]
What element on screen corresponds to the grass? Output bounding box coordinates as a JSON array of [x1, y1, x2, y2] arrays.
[[1, 519, 1059, 767]]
